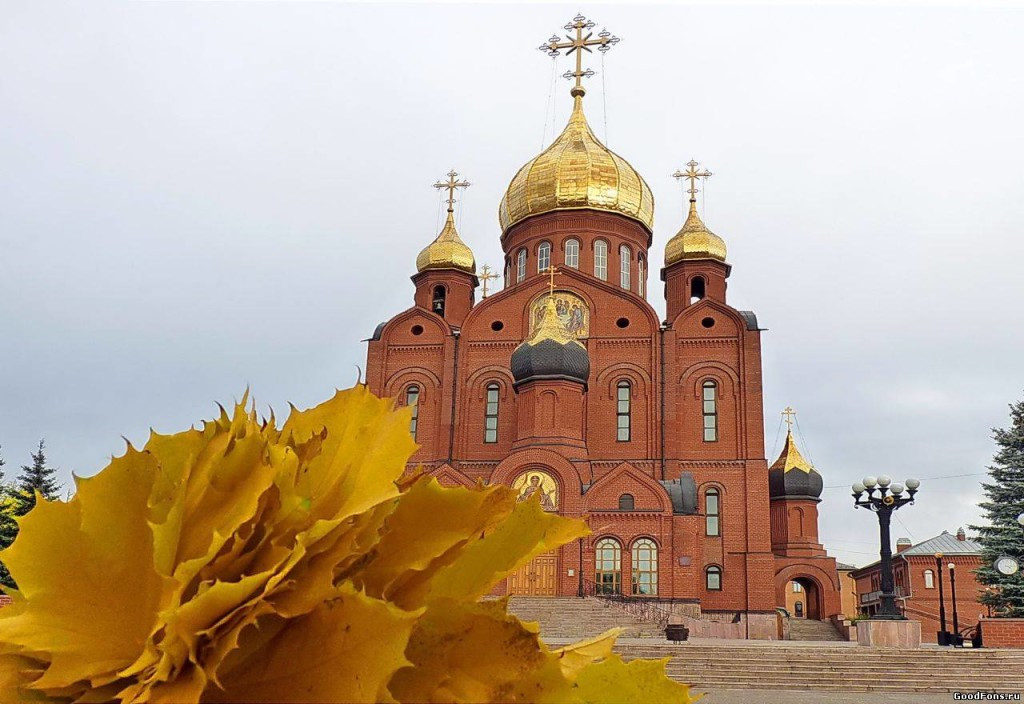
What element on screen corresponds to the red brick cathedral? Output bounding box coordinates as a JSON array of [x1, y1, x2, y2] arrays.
[[365, 16, 841, 639]]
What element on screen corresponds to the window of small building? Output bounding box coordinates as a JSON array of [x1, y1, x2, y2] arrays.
[[405, 386, 420, 440], [792, 581, 802, 593], [484, 383, 500, 443], [924, 569, 934, 589], [702, 380, 718, 442], [631, 539, 658, 595], [706, 565, 722, 591], [594, 240, 608, 280], [705, 487, 720, 536], [616, 380, 631, 442], [565, 238, 580, 268], [595, 538, 622, 595]]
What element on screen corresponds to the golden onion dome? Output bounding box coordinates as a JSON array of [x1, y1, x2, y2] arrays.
[[664, 200, 728, 265], [498, 93, 654, 234], [415, 210, 476, 274]]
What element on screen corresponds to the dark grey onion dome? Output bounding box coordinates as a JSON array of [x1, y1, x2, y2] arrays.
[[510, 296, 589, 388], [767, 431, 823, 500]]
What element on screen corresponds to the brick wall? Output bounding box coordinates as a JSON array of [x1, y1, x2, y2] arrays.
[[979, 618, 1024, 648]]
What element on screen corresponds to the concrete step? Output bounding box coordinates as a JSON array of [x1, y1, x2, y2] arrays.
[[788, 618, 845, 641]]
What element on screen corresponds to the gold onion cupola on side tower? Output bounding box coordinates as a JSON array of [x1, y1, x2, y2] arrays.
[[498, 15, 653, 234], [666, 160, 728, 264], [416, 170, 476, 274]]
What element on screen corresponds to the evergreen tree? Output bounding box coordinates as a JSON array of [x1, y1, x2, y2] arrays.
[[0, 445, 19, 589], [972, 396, 1024, 617], [14, 440, 61, 516]]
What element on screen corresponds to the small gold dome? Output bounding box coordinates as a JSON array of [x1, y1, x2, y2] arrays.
[[664, 200, 728, 265], [499, 94, 654, 233], [415, 210, 476, 274]]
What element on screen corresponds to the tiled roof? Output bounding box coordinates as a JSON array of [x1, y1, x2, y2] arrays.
[[836, 562, 857, 570], [900, 530, 983, 556]]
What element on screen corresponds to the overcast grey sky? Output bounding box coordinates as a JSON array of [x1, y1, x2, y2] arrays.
[[1, 2, 1022, 567]]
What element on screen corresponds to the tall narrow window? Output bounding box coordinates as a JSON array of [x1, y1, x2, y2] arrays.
[[595, 538, 622, 595], [924, 570, 935, 589], [638, 256, 645, 297], [705, 488, 720, 536], [702, 380, 718, 442], [619, 245, 631, 290], [616, 380, 631, 442], [405, 385, 420, 440], [484, 383, 499, 443], [537, 241, 551, 273], [565, 238, 580, 268], [706, 565, 722, 591], [631, 539, 658, 595], [594, 240, 608, 280], [690, 276, 706, 303], [516, 249, 527, 283], [432, 285, 446, 317]]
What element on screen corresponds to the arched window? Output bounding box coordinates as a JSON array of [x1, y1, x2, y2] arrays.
[[595, 538, 622, 595], [924, 570, 935, 589], [638, 256, 645, 297], [537, 241, 551, 273], [405, 385, 420, 440], [484, 383, 500, 443], [516, 249, 527, 283], [702, 380, 718, 442], [706, 565, 722, 591], [565, 238, 580, 268], [432, 285, 446, 317], [631, 539, 658, 595], [691, 276, 706, 303], [618, 494, 635, 511], [619, 244, 631, 290], [594, 240, 608, 280], [504, 260, 510, 285], [705, 487, 720, 536], [616, 380, 631, 442]]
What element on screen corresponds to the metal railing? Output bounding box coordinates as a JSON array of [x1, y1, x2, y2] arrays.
[[859, 586, 906, 604], [581, 578, 673, 629]]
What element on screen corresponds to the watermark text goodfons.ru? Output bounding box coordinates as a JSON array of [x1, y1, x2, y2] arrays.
[[953, 693, 1021, 701]]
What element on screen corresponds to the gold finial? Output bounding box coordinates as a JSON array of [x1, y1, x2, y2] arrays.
[[433, 169, 471, 214], [672, 159, 712, 205], [542, 265, 560, 299], [782, 406, 796, 432], [478, 264, 498, 298], [538, 14, 620, 97]]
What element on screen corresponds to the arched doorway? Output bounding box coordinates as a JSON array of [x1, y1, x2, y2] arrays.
[[785, 577, 822, 620]]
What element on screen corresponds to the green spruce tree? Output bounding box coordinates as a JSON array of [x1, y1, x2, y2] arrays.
[[14, 440, 61, 517], [972, 396, 1024, 617], [0, 445, 19, 589]]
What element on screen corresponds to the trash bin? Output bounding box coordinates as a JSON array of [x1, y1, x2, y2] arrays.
[[665, 624, 689, 643]]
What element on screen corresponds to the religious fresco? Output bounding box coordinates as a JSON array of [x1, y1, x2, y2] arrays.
[[529, 292, 589, 339], [512, 471, 558, 512]]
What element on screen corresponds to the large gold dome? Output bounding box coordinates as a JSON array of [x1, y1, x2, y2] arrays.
[[499, 94, 654, 234], [416, 210, 476, 274], [664, 200, 727, 265]]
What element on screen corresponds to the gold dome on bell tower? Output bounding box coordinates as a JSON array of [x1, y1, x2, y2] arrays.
[[665, 160, 728, 265], [498, 15, 653, 235], [416, 170, 477, 274]]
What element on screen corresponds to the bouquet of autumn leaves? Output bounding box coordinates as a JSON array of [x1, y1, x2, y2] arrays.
[[0, 386, 696, 703]]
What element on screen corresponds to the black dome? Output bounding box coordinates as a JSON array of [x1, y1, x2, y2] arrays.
[[768, 467, 823, 500], [510, 338, 590, 388]]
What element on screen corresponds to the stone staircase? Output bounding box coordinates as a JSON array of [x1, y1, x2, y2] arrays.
[[787, 618, 845, 641], [507, 596, 666, 639], [614, 642, 1024, 693]]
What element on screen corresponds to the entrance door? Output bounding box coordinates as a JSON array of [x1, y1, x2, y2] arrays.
[[508, 551, 557, 596]]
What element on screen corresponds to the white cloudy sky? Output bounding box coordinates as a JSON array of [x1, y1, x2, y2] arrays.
[[1, 2, 1022, 568]]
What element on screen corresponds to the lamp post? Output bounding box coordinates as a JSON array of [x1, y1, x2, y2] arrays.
[[948, 562, 960, 643], [935, 552, 949, 645], [852, 475, 921, 619]]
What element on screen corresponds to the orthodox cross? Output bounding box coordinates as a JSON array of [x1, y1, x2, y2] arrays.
[[433, 169, 470, 213], [782, 406, 797, 432], [538, 14, 620, 93], [672, 160, 713, 204], [478, 264, 498, 298], [542, 265, 560, 298]]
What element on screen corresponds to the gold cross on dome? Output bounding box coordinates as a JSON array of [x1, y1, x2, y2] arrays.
[[478, 264, 498, 298], [542, 265, 560, 298], [672, 160, 713, 204], [433, 169, 470, 213], [538, 14, 620, 94], [782, 406, 797, 432]]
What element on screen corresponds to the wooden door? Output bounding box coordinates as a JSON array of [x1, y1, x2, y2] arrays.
[[508, 551, 557, 596]]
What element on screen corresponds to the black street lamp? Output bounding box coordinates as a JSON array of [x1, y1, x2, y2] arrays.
[[948, 562, 961, 645], [936, 552, 949, 645], [852, 475, 921, 620]]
